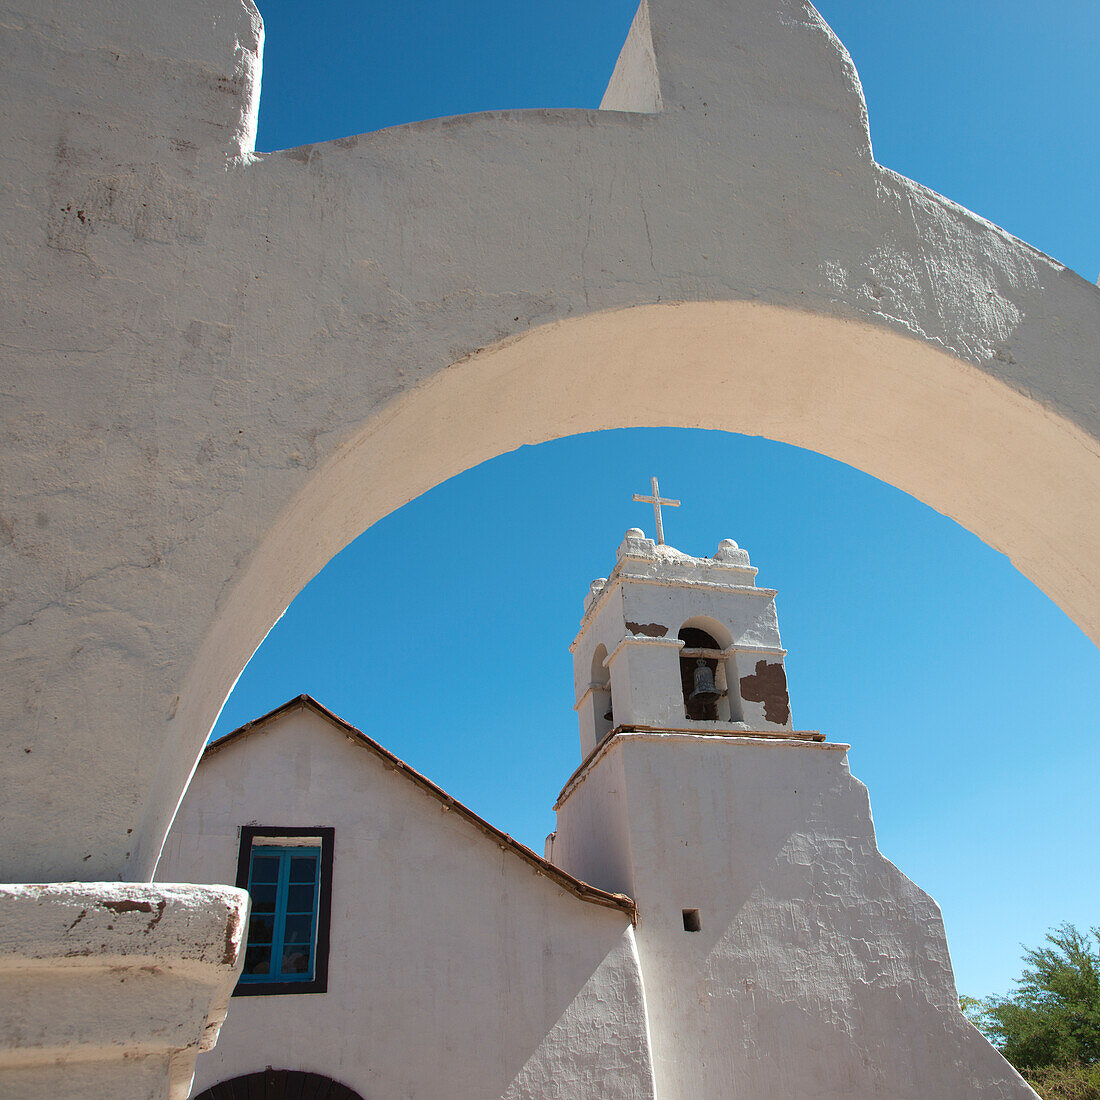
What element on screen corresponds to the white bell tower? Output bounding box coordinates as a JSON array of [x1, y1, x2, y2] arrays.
[[571, 527, 802, 759], [547, 490, 1026, 1100]]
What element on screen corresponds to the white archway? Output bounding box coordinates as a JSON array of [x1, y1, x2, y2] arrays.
[[155, 299, 1100, 868], [3, 0, 1098, 892], [3, 0, 1097, 1090]]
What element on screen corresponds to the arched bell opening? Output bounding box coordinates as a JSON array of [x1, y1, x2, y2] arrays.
[[678, 626, 725, 722], [591, 643, 614, 744], [677, 617, 744, 724]]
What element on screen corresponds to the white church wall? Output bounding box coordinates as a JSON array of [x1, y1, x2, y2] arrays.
[[622, 584, 782, 654], [575, 687, 610, 759], [1, 0, 1097, 1089], [623, 581, 792, 730], [555, 731, 1036, 1098], [501, 927, 657, 1100], [158, 704, 653, 1100], [552, 747, 636, 901], [572, 585, 626, 703], [607, 638, 686, 728]]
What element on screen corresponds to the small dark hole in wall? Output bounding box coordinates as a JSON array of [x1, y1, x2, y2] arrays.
[[682, 908, 701, 932]]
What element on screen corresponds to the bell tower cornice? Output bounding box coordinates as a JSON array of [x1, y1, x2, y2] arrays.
[[572, 529, 767, 647]]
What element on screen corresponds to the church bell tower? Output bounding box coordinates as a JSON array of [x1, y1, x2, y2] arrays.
[[546, 484, 1021, 1100], [551, 483, 825, 902], [570, 526, 800, 760]]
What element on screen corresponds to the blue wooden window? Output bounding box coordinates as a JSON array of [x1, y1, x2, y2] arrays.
[[241, 846, 321, 984]]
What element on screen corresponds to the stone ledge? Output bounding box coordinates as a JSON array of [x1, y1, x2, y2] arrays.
[[0, 883, 249, 1100]]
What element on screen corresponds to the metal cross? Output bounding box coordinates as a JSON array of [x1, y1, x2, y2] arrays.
[[633, 476, 680, 545]]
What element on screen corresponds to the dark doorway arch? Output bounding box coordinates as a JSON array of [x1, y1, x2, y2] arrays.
[[194, 1068, 364, 1100]]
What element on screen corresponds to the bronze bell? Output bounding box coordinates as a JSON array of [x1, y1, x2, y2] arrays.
[[690, 658, 720, 703]]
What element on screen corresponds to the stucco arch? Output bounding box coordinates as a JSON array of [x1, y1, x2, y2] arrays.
[[156, 299, 1100, 869], [677, 617, 734, 652], [3, 0, 1098, 891], [3, 0, 1098, 1089]]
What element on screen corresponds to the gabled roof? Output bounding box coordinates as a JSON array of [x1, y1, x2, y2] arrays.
[[204, 695, 636, 921]]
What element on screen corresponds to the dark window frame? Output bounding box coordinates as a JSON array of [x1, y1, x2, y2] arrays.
[[233, 825, 334, 997]]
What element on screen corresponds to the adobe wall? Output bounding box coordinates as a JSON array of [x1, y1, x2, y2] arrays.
[[0, 0, 1097, 891]]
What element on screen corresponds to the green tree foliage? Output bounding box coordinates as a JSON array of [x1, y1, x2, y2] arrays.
[[1023, 1062, 1100, 1100], [962, 924, 1100, 1099]]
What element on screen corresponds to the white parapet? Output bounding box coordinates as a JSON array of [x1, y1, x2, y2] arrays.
[[0, 882, 249, 1100]]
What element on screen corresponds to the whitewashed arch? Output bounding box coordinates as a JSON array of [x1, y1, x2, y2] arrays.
[[0, 0, 1097, 885], [161, 300, 1100, 865]]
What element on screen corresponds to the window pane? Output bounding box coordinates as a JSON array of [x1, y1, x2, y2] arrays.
[[282, 945, 312, 975], [283, 913, 314, 944], [247, 914, 275, 943], [286, 883, 316, 912], [243, 944, 271, 976], [249, 855, 280, 883], [249, 883, 277, 912], [289, 854, 318, 883], [237, 839, 326, 989]]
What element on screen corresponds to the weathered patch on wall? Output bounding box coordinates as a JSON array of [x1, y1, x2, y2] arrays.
[[739, 661, 790, 725], [47, 164, 213, 256], [626, 621, 668, 638]]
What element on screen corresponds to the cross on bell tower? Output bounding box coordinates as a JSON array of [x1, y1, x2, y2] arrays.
[[632, 476, 679, 545]]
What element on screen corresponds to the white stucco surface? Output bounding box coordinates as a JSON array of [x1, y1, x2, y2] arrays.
[[1, 1, 1095, 1092], [158, 702, 655, 1099], [0, 882, 247, 1100], [551, 537, 1036, 1096], [152, 539, 1038, 1099], [572, 530, 794, 751], [152, 621, 1038, 1097]]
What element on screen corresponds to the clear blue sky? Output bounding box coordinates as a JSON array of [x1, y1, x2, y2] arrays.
[[217, 0, 1100, 1000]]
